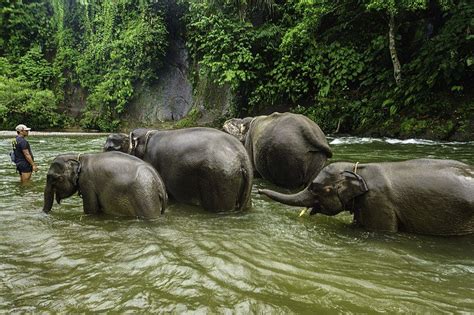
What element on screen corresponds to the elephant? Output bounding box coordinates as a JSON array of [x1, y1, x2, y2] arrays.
[[259, 159, 474, 236], [103, 127, 253, 212], [223, 112, 333, 190], [43, 151, 167, 219]]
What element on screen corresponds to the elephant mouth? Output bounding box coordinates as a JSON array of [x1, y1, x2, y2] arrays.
[[309, 202, 322, 215], [104, 145, 120, 152]]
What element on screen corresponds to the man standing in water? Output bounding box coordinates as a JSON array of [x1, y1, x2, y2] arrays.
[[13, 124, 38, 182]]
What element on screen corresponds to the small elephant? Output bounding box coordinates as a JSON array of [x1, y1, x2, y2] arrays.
[[223, 112, 332, 189], [43, 151, 167, 219], [259, 159, 474, 236], [104, 127, 253, 212]]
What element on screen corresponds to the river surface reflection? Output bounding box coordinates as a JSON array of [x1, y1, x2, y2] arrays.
[[1, 134, 473, 313]]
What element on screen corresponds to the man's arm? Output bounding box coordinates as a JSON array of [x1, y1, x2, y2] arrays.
[[22, 149, 38, 172]]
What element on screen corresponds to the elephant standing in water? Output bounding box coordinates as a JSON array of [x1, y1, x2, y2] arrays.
[[259, 159, 474, 236], [43, 151, 167, 219], [223, 112, 332, 189], [104, 127, 253, 212]]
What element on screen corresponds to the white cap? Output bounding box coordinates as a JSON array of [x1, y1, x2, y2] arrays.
[[15, 124, 32, 132]]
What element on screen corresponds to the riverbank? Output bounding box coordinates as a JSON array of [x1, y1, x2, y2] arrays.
[[356, 117, 474, 142], [1, 114, 472, 141]]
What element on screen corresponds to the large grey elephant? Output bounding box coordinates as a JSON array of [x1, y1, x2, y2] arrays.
[[43, 151, 167, 219], [259, 159, 474, 236], [104, 127, 253, 212], [223, 112, 332, 189]]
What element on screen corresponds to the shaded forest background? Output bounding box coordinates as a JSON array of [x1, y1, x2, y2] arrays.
[[0, 0, 472, 140]]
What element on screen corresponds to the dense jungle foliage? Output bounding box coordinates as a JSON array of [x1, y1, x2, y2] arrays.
[[0, 0, 472, 138]]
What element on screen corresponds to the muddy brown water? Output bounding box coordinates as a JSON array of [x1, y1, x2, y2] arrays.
[[1, 134, 473, 313]]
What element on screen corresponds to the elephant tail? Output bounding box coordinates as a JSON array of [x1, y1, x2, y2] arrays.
[[236, 159, 253, 211]]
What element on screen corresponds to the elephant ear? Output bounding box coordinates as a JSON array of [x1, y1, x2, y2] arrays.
[[129, 131, 145, 156], [336, 171, 369, 207], [128, 132, 136, 153], [223, 118, 240, 136], [65, 159, 81, 187], [240, 117, 253, 134], [223, 117, 253, 142]]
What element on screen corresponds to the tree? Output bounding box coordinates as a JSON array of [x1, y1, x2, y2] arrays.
[[206, 0, 275, 21], [365, 0, 453, 86]]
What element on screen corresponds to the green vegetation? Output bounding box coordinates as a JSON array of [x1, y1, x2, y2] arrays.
[[175, 107, 202, 128], [1, 0, 168, 131], [186, 0, 473, 138], [0, 0, 472, 139], [0, 75, 64, 129]]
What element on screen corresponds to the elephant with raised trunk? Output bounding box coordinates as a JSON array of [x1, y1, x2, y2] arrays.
[[223, 112, 332, 189], [259, 159, 474, 236], [43, 151, 167, 219], [104, 127, 253, 212]]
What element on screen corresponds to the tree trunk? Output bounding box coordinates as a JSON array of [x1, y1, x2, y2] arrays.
[[388, 12, 402, 85]]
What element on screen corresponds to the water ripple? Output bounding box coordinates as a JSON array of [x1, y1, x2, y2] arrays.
[[1, 135, 473, 312]]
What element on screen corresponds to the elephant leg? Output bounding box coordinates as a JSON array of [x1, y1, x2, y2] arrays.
[[199, 174, 241, 212], [358, 204, 399, 233], [129, 182, 165, 218], [81, 189, 100, 214]]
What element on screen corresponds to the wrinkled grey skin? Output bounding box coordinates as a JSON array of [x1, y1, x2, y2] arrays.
[[223, 112, 332, 189], [104, 127, 253, 212], [259, 159, 474, 235], [43, 151, 167, 219]]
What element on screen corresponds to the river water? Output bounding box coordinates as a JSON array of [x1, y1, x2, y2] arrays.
[[1, 133, 473, 313]]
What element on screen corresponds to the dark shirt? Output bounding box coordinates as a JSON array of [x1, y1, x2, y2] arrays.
[[14, 136, 34, 164]]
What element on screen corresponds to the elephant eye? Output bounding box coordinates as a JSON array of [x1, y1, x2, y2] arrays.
[[309, 182, 324, 193], [48, 174, 63, 183]]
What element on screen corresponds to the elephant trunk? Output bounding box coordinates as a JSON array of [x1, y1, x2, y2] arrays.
[[43, 177, 55, 213], [258, 188, 315, 207]]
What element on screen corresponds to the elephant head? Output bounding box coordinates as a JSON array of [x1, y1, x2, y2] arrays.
[[43, 155, 81, 213], [103, 129, 153, 159], [103, 133, 129, 153], [127, 128, 155, 159], [222, 117, 254, 143], [259, 164, 369, 215]]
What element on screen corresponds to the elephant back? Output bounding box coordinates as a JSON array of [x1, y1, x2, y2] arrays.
[[142, 127, 253, 212], [247, 112, 332, 189]]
